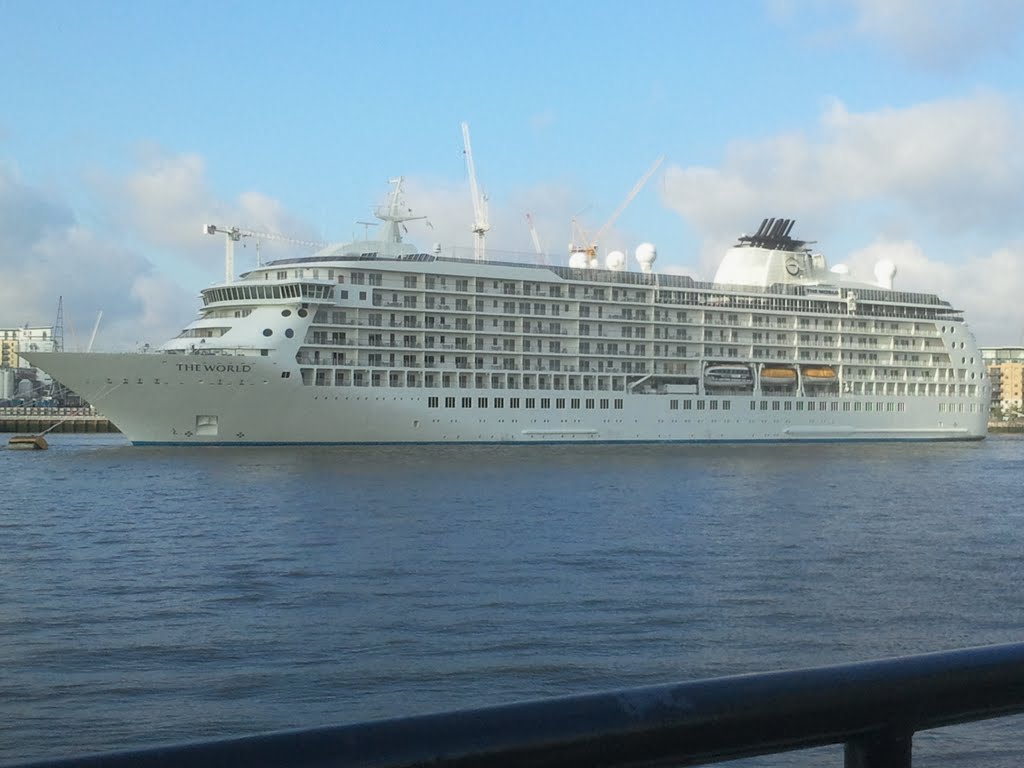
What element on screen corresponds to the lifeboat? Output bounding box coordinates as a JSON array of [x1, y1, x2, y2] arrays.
[[704, 365, 753, 387], [760, 366, 797, 384], [801, 366, 837, 383]]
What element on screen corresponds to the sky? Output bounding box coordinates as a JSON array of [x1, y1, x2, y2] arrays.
[[2, 0, 1024, 349]]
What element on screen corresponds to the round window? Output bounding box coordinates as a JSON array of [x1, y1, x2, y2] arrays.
[[297, 308, 308, 318], [285, 329, 294, 338], [262, 328, 273, 337], [281, 309, 292, 317]]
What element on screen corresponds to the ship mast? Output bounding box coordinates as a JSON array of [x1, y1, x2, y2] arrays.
[[373, 177, 427, 248]]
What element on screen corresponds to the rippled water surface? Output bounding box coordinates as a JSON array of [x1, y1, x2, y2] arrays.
[[2, 434, 1023, 765]]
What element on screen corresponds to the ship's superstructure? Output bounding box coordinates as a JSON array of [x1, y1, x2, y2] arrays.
[[25, 182, 989, 445]]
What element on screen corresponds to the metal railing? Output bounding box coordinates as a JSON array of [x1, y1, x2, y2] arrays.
[[11, 642, 1024, 768]]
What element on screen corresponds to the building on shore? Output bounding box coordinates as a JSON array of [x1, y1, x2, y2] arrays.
[[1, 326, 56, 369], [1, 326, 56, 402], [981, 347, 1024, 417]]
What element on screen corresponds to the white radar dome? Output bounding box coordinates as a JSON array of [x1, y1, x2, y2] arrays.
[[635, 242, 657, 274], [873, 259, 897, 289], [569, 249, 590, 269], [606, 250, 626, 271], [830, 264, 849, 276]]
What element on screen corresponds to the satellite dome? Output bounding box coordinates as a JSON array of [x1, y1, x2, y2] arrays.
[[635, 243, 657, 273], [830, 264, 849, 276], [874, 259, 897, 289], [568, 249, 590, 269], [606, 250, 626, 271]]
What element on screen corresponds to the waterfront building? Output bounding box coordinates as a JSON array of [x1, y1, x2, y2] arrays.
[[981, 347, 1024, 416], [0, 326, 55, 401], [1, 326, 57, 370]]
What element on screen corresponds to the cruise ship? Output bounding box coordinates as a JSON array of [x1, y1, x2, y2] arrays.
[[25, 180, 990, 445]]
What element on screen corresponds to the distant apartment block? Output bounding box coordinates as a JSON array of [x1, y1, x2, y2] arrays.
[[0, 326, 56, 401], [0, 326, 56, 370], [981, 347, 1024, 414]]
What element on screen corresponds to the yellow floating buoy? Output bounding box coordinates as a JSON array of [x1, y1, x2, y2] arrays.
[[7, 434, 49, 450]]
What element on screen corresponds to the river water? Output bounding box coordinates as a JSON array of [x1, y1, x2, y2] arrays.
[[2, 434, 1023, 765]]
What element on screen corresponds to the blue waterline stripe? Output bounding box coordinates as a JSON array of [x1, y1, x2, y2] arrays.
[[132, 436, 986, 447]]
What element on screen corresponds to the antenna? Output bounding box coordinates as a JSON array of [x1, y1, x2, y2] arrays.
[[53, 296, 64, 353], [372, 177, 427, 245], [356, 220, 378, 240]]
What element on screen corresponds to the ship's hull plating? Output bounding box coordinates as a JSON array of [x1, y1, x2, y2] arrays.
[[25, 352, 988, 446]]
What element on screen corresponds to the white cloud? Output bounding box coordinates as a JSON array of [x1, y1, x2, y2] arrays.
[[774, 0, 1024, 71], [0, 150, 314, 351], [662, 92, 1024, 344], [664, 91, 1024, 237], [849, 0, 1024, 70], [845, 238, 1024, 346], [90, 148, 322, 269]]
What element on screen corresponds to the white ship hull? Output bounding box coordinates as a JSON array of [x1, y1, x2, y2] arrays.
[[24, 195, 992, 446], [24, 352, 987, 445]]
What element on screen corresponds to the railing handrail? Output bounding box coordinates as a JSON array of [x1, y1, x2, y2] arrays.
[[9, 642, 1024, 768]]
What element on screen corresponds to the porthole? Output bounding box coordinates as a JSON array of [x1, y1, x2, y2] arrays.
[[281, 309, 292, 317], [263, 328, 273, 337], [285, 329, 294, 338], [298, 308, 308, 318]]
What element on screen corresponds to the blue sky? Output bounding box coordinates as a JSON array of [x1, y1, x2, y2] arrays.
[[2, 0, 1024, 348]]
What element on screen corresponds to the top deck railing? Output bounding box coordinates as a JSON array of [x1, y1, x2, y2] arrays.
[[9, 642, 1024, 768]]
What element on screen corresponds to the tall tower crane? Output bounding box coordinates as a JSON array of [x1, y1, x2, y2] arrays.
[[525, 212, 546, 264], [570, 154, 665, 267], [461, 121, 489, 261], [204, 225, 328, 283]]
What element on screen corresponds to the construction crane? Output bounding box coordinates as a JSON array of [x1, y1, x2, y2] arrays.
[[525, 212, 546, 264], [570, 154, 665, 266], [461, 121, 489, 261], [204, 225, 328, 283], [86, 311, 103, 353]]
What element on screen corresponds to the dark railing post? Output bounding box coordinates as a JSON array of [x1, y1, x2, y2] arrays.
[[845, 729, 912, 768]]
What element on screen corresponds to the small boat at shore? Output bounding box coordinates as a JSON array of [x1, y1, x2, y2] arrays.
[[7, 434, 48, 450]]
